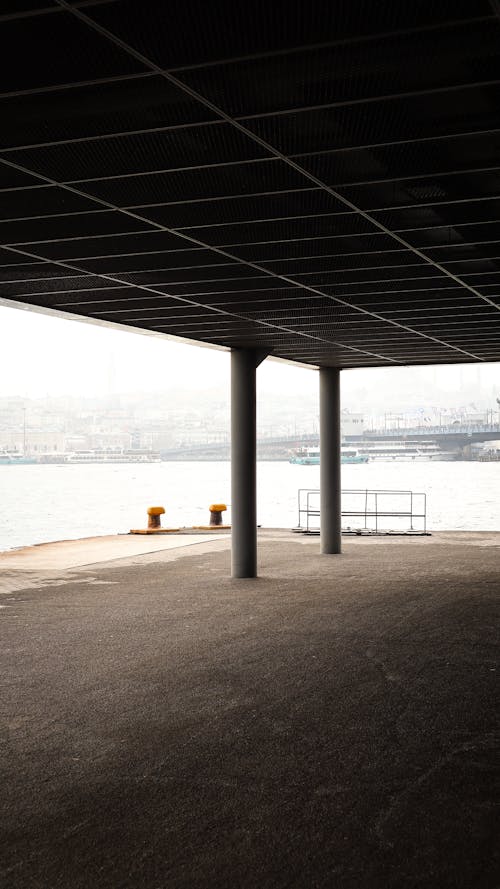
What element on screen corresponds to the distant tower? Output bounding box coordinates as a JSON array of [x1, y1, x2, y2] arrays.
[[107, 352, 117, 396]]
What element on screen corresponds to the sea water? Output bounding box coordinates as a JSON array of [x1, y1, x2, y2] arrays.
[[0, 460, 499, 550]]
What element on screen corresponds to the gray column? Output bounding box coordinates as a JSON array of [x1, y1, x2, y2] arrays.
[[231, 348, 259, 578], [319, 366, 342, 554]]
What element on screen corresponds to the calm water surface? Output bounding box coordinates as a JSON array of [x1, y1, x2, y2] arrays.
[[1, 460, 499, 550]]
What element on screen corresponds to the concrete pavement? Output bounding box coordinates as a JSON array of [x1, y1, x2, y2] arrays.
[[1, 531, 498, 888]]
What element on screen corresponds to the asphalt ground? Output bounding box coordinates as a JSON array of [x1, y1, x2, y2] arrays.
[[1, 532, 499, 888]]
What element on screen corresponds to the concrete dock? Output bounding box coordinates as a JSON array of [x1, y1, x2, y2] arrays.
[[1, 531, 498, 888]]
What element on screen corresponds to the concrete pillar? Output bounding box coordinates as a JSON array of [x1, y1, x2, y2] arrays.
[[231, 349, 263, 578], [319, 366, 342, 554]]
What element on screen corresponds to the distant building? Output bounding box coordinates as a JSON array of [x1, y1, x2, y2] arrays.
[[341, 412, 364, 436], [0, 431, 66, 454], [130, 429, 141, 449]]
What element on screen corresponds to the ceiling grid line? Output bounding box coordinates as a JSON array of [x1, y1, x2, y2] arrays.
[[0, 152, 474, 362], [1, 1, 499, 367], [48, 0, 500, 353]]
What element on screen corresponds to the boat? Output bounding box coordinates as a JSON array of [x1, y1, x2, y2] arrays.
[[0, 453, 38, 465], [289, 441, 456, 463], [289, 447, 368, 465], [64, 449, 162, 464], [356, 441, 456, 462]]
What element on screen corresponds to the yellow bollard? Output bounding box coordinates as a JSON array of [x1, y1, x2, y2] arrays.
[[209, 503, 227, 526], [130, 505, 179, 534], [147, 506, 165, 529]]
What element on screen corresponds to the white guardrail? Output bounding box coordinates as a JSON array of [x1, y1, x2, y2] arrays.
[[297, 488, 427, 534]]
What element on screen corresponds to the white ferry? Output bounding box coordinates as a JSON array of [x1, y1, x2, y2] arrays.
[[289, 447, 368, 465], [64, 449, 162, 464], [357, 442, 456, 462]]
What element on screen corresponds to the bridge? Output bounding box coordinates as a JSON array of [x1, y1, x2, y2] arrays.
[[347, 424, 500, 450], [160, 424, 500, 460]]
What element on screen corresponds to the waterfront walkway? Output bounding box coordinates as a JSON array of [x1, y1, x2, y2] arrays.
[[1, 531, 498, 888]]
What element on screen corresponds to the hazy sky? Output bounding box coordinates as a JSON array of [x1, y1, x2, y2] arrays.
[[0, 303, 499, 411]]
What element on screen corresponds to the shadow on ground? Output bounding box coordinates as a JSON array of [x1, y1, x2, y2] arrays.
[[1, 535, 498, 888]]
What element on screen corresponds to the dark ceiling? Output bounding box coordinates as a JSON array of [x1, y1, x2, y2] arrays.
[[2, 0, 500, 368]]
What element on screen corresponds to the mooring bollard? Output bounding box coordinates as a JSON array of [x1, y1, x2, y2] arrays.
[[147, 506, 165, 529], [130, 505, 179, 535], [209, 503, 227, 526]]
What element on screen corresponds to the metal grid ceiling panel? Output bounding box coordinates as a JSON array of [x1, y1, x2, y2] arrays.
[[1, 0, 500, 367]]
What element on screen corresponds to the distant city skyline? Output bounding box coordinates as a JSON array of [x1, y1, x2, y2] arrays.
[[1, 304, 499, 415]]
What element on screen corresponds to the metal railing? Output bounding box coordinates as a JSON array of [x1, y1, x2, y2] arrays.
[[297, 488, 427, 534]]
